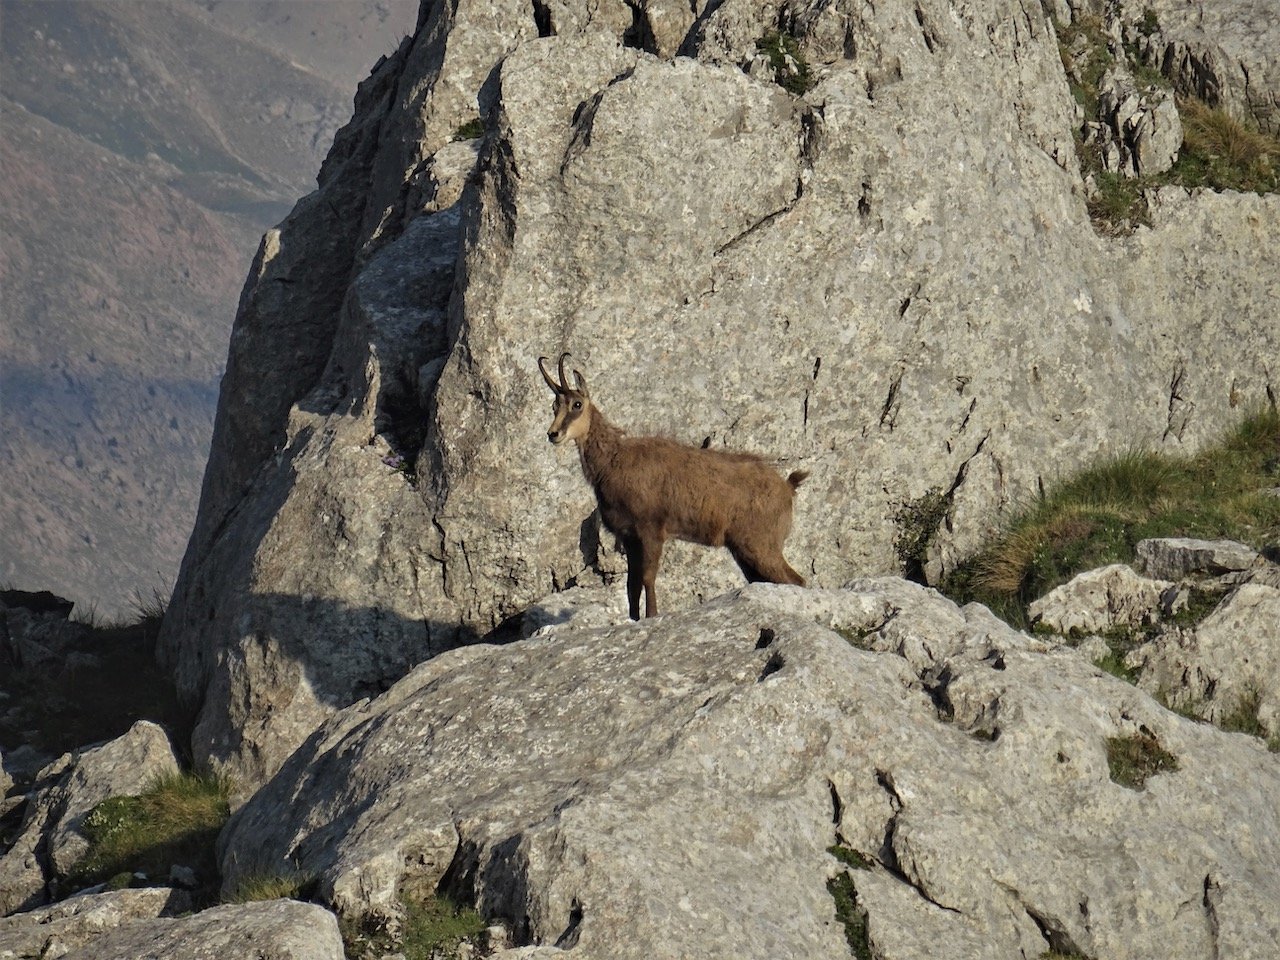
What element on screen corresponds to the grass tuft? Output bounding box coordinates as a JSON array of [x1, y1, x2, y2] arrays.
[[829, 843, 874, 871], [227, 870, 321, 904], [341, 894, 487, 960], [67, 771, 232, 904]]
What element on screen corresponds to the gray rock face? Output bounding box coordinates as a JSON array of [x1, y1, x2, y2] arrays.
[[220, 582, 1280, 960], [1130, 581, 1280, 737], [0, 887, 189, 958], [1028, 563, 1173, 635], [0, 894, 342, 960], [1140, 0, 1280, 134], [1092, 67, 1183, 177], [1136, 537, 1262, 580], [0, 721, 179, 915], [160, 0, 1280, 793]]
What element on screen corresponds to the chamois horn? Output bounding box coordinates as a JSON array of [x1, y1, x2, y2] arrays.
[[538, 354, 566, 392]]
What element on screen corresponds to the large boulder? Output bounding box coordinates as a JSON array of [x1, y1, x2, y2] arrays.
[[0, 892, 341, 960], [220, 581, 1280, 960], [0, 721, 179, 915], [160, 0, 1280, 794]]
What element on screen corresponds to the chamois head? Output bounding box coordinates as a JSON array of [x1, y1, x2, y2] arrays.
[[539, 352, 592, 445]]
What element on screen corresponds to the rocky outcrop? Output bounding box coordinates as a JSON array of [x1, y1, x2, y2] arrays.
[[159, 0, 1280, 794], [1137, 0, 1280, 135], [218, 581, 1280, 960], [1028, 539, 1280, 741], [0, 722, 179, 915], [1029, 563, 1173, 634], [0, 891, 341, 960], [1088, 67, 1183, 177]]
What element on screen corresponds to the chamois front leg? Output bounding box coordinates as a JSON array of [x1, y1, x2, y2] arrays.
[[623, 529, 665, 619]]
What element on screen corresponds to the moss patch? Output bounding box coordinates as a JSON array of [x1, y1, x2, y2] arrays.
[[756, 30, 815, 95], [1106, 731, 1179, 789]]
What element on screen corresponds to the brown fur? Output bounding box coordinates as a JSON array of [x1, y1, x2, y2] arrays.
[[540, 354, 807, 619]]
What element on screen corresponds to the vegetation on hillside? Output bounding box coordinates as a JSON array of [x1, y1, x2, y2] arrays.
[[1056, 13, 1280, 232], [941, 406, 1280, 629]]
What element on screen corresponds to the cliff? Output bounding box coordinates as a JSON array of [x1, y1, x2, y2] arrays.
[[150, 0, 1279, 797]]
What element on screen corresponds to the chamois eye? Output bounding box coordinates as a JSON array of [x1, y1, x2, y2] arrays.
[[572, 400, 583, 410]]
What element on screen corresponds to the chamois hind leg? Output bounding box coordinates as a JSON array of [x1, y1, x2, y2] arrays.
[[731, 541, 806, 587], [622, 535, 644, 620], [637, 529, 665, 617], [728, 545, 766, 583]]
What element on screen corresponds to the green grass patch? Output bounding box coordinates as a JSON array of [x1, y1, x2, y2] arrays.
[[66, 771, 231, 904], [1217, 686, 1280, 750], [942, 408, 1280, 629], [1092, 644, 1140, 684], [835, 624, 878, 650], [341, 894, 487, 960], [827, 872, 872, 960], [756, 30, 815, 95], [1106, 731, 1179, 789]]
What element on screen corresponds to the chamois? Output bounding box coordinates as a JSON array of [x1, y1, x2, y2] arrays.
[[539, 352, 808, 619]]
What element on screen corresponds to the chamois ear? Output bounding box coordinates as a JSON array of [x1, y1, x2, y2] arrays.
[[573, 369, 589, 397]]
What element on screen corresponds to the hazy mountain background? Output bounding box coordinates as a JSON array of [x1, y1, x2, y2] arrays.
[[0, 0, 418, 619]]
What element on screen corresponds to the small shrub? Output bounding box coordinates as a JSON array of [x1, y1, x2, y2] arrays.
[[1106, 731, 1178, 789], [756, 30, 815, 95], [452, 118, 485, 141], [894, 488, 950, 582]]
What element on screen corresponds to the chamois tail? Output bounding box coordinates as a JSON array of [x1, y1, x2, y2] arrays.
[[787, 470, 810, 490]]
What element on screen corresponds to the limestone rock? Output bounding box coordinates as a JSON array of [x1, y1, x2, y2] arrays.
[[220, 582, 1280, 960], [0, 721, 179, 914], [0, 887, 188, 957], [160, 0, 1280, 794], [1135, 537, 1262, 580], [1130, 581, 1280, 737], [1028, 564, 1173, 635], [1091, 66, 1183, 177], [1139, 0, 1280, 134], [0, 895, 342, 960]]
